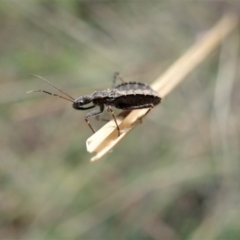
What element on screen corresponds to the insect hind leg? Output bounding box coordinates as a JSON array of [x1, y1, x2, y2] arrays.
[[118, 103, 154, 124]]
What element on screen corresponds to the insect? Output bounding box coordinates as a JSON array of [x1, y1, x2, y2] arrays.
[[27, 73, 161, 136]]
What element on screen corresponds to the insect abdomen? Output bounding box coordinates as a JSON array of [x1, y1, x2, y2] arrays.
[[115, 82, 152, 91], [112, 94, 161, 109]]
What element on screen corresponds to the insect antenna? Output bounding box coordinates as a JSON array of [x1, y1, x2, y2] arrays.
[[27, 89, 74, 103], [29, 74, 75, 101]]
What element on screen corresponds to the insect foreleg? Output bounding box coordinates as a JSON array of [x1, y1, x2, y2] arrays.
[[84, 105, 104, 133]]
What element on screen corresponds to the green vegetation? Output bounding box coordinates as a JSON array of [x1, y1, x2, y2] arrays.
[[0, 1, 239, 239]]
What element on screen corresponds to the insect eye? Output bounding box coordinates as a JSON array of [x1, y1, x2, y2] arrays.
[[78, 99, 84, 105]]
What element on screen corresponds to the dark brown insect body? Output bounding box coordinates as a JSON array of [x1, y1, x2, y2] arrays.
[[28, 73, 161, 136]]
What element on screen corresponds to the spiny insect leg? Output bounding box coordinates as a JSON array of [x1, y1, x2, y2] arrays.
[[107, 106, 120, 136], [84, 105, 104, 134]]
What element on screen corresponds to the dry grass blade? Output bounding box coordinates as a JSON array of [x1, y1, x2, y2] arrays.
[[86, 13, 239, 162]]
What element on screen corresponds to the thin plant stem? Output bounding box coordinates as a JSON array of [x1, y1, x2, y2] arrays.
[[86, 13, 239, 162]]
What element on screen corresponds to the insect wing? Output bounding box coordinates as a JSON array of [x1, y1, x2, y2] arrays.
[[115, 82, 153, 91]]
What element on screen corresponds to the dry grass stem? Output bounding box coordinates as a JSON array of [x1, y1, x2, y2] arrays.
[[86, 13, 238, 162]]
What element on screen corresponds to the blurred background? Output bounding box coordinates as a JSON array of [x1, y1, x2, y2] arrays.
[[0, 0, 240, 239]]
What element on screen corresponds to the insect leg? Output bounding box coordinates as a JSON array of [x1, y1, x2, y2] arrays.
[[84, 105, 104, 133], [118, 103, 154, 110], [118, 103, 154, 124], [106, 106, 121, 136], [112, 72, 125, 88], [139, 106, 154, 122]]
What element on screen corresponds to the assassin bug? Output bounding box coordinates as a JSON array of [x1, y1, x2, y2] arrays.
[[27, 73, 161, 136]]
